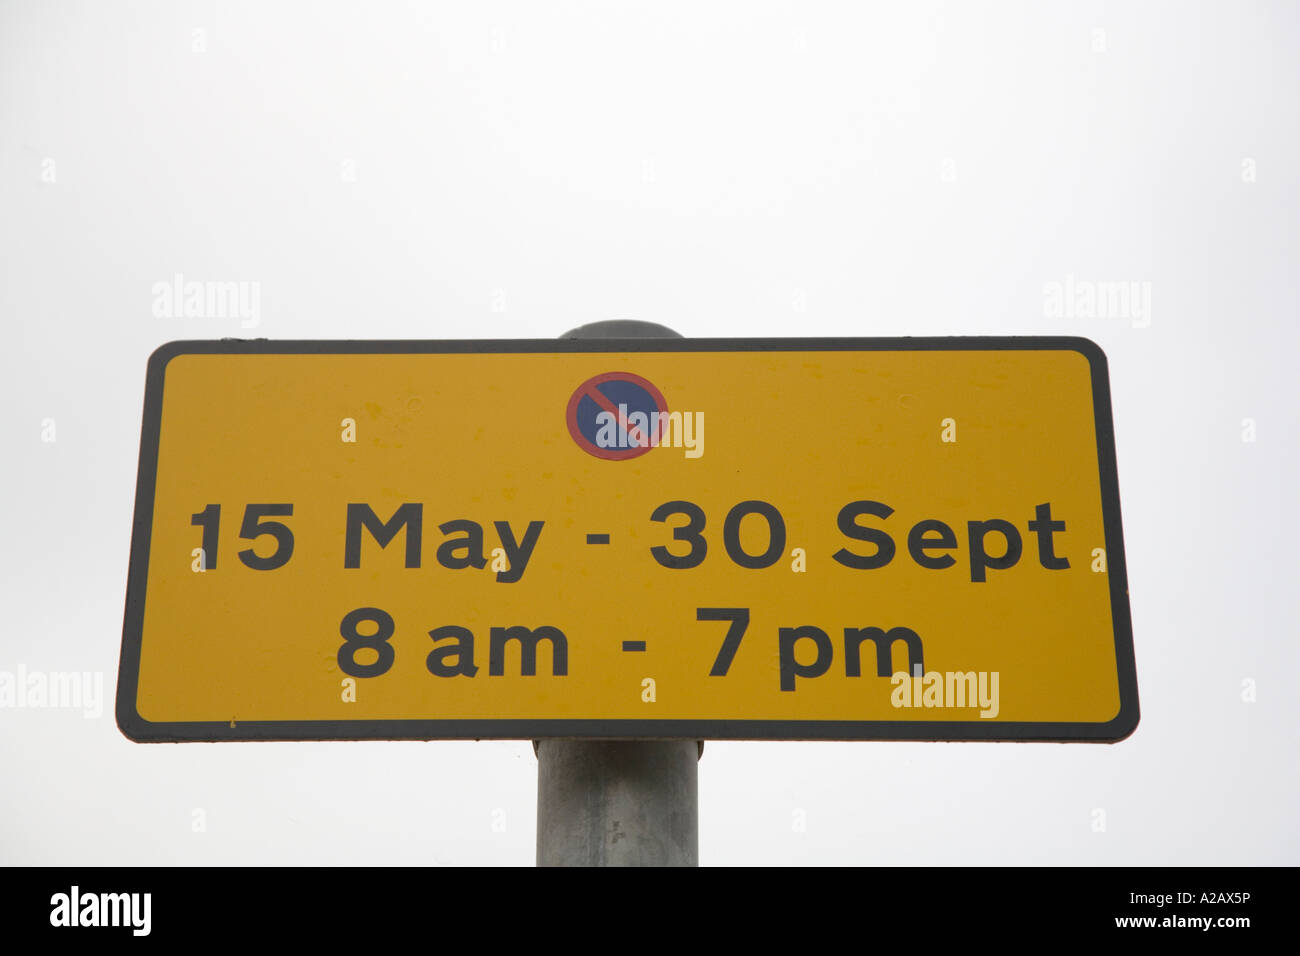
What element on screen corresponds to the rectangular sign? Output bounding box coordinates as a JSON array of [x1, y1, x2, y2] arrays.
[[117, 337, 1137, 742]]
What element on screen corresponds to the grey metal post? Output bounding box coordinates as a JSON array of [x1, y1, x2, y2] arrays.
[[535, 319, 701, 867]]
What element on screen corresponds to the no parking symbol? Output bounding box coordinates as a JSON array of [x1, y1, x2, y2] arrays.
[[566, 371, 669, 460]]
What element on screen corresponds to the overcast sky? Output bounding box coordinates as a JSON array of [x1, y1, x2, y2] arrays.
[[1, 0, 1296, 865]]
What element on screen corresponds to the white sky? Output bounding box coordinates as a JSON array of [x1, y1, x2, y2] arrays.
[[1, 0, 1296, 865]]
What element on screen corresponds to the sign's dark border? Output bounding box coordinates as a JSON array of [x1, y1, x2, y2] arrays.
[[117, 336, 1139, 744]]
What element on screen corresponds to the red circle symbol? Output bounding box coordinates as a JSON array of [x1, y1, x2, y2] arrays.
[[566, 371, 669, 460]]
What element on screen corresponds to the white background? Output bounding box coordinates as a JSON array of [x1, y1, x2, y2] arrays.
[[1, 1, 1296, 865]]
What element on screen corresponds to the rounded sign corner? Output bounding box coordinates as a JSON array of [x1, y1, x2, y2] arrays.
[[1057, 336, 1109, 376], [147, 340, 193, 375], [115, 697, 156, 743], [1098, 697, 1140, 743]]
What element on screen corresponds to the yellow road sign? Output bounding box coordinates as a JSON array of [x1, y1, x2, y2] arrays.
[[117, 338, 1137, 742]]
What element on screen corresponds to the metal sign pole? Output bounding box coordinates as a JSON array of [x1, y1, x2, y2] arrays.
[[535, 320, 701, 867]]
